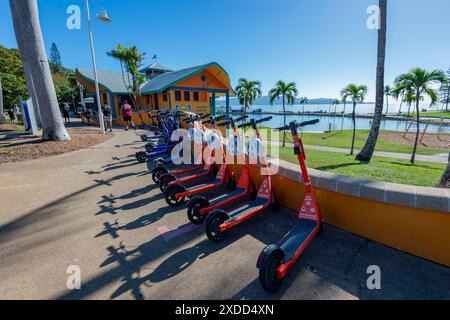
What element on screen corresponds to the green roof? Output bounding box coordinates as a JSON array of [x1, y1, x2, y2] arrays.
[[139, 62, 173, 73], [76, 68, 134, 94]]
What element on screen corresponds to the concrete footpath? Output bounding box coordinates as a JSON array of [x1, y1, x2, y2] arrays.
[[0, 130, 449, 300]]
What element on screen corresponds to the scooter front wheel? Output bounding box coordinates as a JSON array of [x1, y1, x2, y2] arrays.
[[164, 185, 186, 207], [259, 250, 284, 293]]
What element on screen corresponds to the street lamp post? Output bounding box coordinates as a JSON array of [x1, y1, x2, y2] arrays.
[[85, 0, 111, 134]]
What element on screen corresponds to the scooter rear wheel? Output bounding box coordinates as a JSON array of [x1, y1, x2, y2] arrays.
[[159, 175, 176, 192], [187, 198, 209, 225], [205, 211, 227, 243], [136, 152, 147, 163], [259, 251, 284, 293], [164, 185, 186, 207], [145, 143, 156, 153], [152, 167, 169, 184]]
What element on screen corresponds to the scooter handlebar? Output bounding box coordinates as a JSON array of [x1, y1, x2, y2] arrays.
[[275, 119, 320, 131]]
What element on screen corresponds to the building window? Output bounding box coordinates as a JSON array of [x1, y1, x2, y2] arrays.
[[163, 91, 168, 101], [175, 91, 181, 101], [184, 91, 190, 101], [193, 92, 199, 102]]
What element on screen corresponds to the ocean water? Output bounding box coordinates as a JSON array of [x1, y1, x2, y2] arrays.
[[216, 103, 450, 133]]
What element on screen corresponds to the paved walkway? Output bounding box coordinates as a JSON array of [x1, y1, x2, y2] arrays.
[[0, 129, 449, 300], [271, 141, 448, 164]]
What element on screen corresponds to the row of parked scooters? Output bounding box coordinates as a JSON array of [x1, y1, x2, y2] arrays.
[[135, 110, 323, 292]]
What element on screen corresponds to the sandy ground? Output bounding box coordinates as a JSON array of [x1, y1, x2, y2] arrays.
[[0, 126, 114, 164], [379, 131, 450, 150]]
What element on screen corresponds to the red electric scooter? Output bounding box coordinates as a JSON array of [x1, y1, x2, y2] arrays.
[[204, 117, 280, 243], [257, 119, 322, 292], [163, 116, 236, 207], [186, 115, 264, 225]]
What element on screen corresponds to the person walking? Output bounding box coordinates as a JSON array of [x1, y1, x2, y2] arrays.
[[62, 102, 71, 124], [120, 99, 135, 131], [102, 102, 113, 132]]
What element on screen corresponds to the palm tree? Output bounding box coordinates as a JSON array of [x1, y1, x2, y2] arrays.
[[299, 97, 309, 113], [9, 0, 70, 141], [384, 84, 392, 116], [355, 0, 387, 161], [391, 84, 406, 114], [395, 68, 446, 164], [108, 44, 146, 111], [341, 84, 368, 155], [269, 80, 298, 147], [234, 78, 262, 114], [332, 99, 340, 114]]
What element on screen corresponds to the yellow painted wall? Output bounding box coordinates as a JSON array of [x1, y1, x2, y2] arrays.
[[230, 163, 450, 268]]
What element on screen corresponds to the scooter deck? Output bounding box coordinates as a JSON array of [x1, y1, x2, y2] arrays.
[[185, 178, 222, 193], [209, 188, 246, 206], [278, 219, 317, 264], [227, 197, 268, 222]]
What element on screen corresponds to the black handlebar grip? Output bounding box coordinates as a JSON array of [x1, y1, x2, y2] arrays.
[[235, 115, 249, 123], [215, 115, 227, 121], [201, 113, 211, 119], [255, 116, 273, 125], [298, 119, 320, 127]]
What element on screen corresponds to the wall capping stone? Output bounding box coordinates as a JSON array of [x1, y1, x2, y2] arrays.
[[277, 159, 449, 213]]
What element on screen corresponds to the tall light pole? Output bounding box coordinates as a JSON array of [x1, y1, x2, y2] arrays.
[[85, 0, 111, 134]]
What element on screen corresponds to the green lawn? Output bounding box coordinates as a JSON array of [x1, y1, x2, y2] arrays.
[[273, 130, 445, 156], [271, 147, 445, 187], [404, 111, 450, 119]]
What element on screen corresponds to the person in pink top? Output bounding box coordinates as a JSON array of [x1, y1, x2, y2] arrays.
[[120, 99, 135, 131]]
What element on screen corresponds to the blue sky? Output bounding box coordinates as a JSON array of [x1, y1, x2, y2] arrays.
[[1, 0, 449, 101]]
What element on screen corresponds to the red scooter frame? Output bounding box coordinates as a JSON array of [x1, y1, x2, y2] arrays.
[[257, 119, 322, 292], [185, 116, 258, 224], [204, 117, 279, 243], [163, 116, 235, 207]]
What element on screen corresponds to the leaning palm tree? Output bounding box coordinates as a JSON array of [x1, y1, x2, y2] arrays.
[[395, 68, 446, 164], [269, 80, 298, 147], [235, 78, 262, 114], [332, 99, 340, 114], [9, 0, 70, 141], [341, 84, 368, 155], [355, 0, 386, 161], [384, 84, 392, 116]]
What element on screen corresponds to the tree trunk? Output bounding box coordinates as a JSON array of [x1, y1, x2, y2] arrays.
[[410, 91, 421, 164], [386, 94, 389, 116], [341, 101, 346, 132], [437, 159, 450, 188], [282, 95, 286, 148], [350, 101, 357, 155], [0, 78, 6, 124], [446, 85, 449, 111], [356, 0, 387, 161], [9, 0, 70, 141], [398, 94, 404, 113]]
